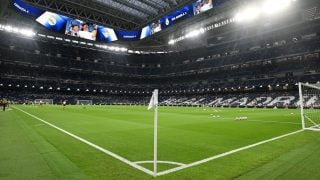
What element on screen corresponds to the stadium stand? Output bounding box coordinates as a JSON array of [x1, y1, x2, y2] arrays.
[[0, 0, 320, 108]]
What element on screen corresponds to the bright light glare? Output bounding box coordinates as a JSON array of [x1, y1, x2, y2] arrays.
[[114, 47, 120, 52], [235, 6, 260, 22], [235, 0, 294, 23], [20, 29, 35, 37], [262, 0, 292, 15], [12, 28, 19, 33], [120, 47, 127, 52], [4, 25, 12, 32], [190, 30, 200, 37], [168, 40, 175, 45]]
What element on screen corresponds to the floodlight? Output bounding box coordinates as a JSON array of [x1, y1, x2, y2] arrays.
[[261, 0, 292, 15], [168, 40, 175, 45], [12, 28, 19, 33], [235, 5, 262, 23], [114, 47, 120, 52], [20, 29, 35, 37], [186, 30, 200, 38], [4, 25, 12, 32]]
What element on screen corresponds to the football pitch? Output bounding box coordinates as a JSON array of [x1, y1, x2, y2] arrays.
[[1, 105, 320, 179]]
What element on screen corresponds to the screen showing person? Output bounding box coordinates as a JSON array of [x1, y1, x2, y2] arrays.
[[65, 20, 80, 37], [78, 23, 97, 41], [194, 0, 214, 15], [151, 20, 162, 35], [65, 20, 97, 41]]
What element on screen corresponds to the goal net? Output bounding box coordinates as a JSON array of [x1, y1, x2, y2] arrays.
[[299, 83, 320, 131], [77, 100, 93, 105], [34, 99, 53, 105]]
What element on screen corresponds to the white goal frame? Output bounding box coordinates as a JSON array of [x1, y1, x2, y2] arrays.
[[299, 82, 320, 131], [76, 100, 93, 105], [34, 99, 53, 105]]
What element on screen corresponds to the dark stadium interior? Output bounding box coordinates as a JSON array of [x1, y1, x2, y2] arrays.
[[0, 0, 320, 106]]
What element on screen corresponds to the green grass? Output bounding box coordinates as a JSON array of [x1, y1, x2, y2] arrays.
[[0, 105, 319, 179]]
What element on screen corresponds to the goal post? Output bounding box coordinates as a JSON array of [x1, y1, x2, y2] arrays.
[[299, 82, 320, 131], [76, 100, 93, 105], [34, 99, 53, 105]]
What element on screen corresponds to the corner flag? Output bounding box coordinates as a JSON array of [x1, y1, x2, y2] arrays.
[[148, 89, 159, 176], [148, 89, 158, 110]]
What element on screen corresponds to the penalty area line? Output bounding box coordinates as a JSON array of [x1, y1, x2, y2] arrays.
[[12, 106, 154, 176], [157, 129, 304, 176]]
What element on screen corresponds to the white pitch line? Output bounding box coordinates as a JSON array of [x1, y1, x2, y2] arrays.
[[134, 160, 186, 166], [157, 129, 304, 176], [246, 120, 300, 125], [12, 106, 154, 176]]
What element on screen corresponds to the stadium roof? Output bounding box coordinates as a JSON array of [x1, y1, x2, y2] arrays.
[[21, 0, 195, 31]]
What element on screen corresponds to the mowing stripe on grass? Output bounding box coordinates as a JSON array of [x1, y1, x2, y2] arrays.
[[13, 106, 305, 177], [157, 129, 304, 176], [12, 106, 154, 176]]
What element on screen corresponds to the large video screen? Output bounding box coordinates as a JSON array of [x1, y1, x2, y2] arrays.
[[140, 0, 215, 39], [13, 0, 118, 42], [14, 0, 219, 41]]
